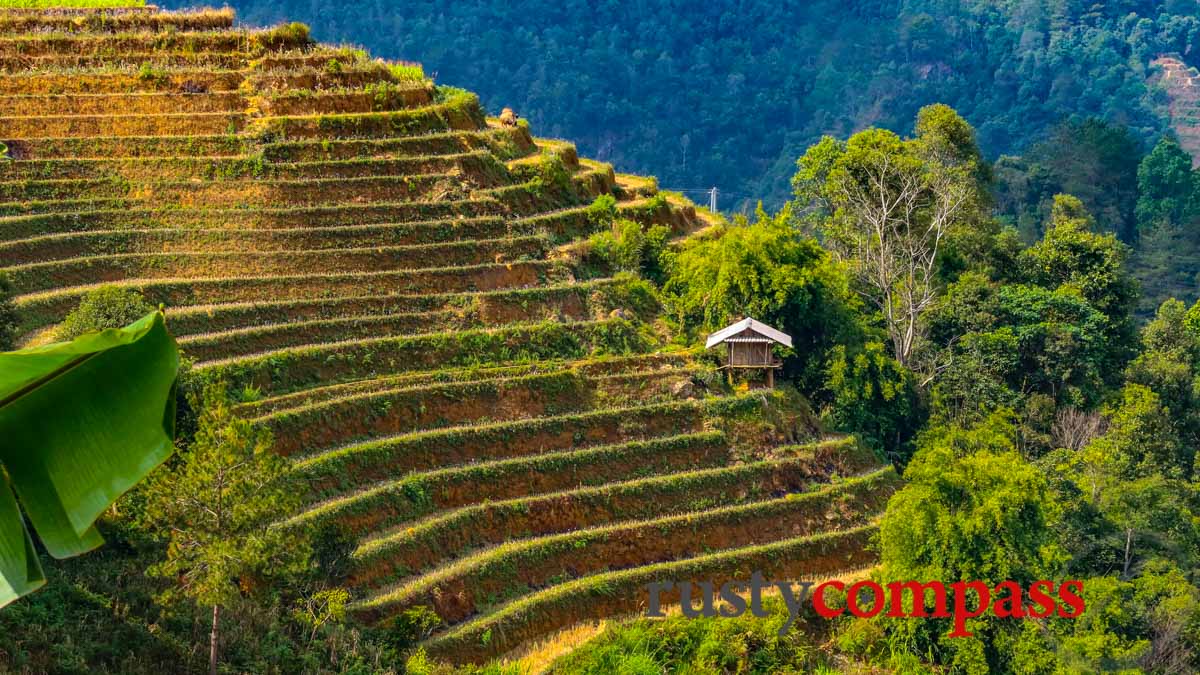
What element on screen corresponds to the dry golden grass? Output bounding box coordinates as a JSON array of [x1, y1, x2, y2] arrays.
[[496, 565, 879, 673]]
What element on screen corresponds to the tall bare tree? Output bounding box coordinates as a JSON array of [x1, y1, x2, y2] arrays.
[[795, 104, 986, 382]]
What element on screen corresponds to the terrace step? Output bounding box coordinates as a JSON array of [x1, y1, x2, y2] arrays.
[[0, 172, 482, 206], [0, 196, 505, 236], [245, 65, 405, 93], [0, 92, 248, 116], [346, 432, 740, 596], [176, 285, 610, 362], [0, 111, 246, 139], [259, 126, 534, 163], [243, 351, 694, 418], [258, 86, 434, 116], [336, 443, 880, 605], [290, 393, 709, 497], [0, 155, 269, 180], [424, 524, 880, 664], [0, 51, 249, 71], [1, 134, 249, 160], [194, 319, 640, 396], [1, 217, 516, 264], [2, 236, 549, 293], [256, 366, 699, 456], [353, 467, 900, 623], [13, 260, 562, 332], [0, 30, 264, 57], [0, 9, 234, 35], [254, 96, 485, 141], [0, 69, 245, 95]]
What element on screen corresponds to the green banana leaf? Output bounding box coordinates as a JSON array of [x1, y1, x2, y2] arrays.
[[0, 311, 178, 608]]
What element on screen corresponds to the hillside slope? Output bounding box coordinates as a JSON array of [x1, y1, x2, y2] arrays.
[[191, 0, 1190, 208], [0, 5, 895, 665], [1152, 55, 1200, 166]]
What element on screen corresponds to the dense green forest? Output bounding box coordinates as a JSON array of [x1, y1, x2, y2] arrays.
[[183, 0, 1197, 208], [539, 104, 1200, 674]]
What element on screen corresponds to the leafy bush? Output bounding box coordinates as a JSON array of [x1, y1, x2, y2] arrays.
[[584, 194, 617, 228], [549, 595, 834, 673], [0, 274, 18, 351], [824, 341, 922, 460], [587, 219, 669, 280], [252, 22, 312, 51], [871, 413, 1068, 673], [388, 606, 442, 651], [57, 286, 154, 342], [389, 62, 426, 82], [663, 204, 862, 390]]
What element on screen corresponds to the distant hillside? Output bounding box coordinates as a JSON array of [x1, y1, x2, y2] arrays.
[[1153, 55, 1200, 165], [167, 0, 1198, 209]]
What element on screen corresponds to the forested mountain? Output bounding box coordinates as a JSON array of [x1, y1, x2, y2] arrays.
[[174, 0, 1198, 208]]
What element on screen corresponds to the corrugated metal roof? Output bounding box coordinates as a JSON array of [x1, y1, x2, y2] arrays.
[[704, 317, 793, 349]]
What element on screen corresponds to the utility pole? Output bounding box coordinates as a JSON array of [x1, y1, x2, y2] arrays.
[[708, 186, 718, 213]]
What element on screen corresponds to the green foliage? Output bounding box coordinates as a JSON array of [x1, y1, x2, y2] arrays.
[[1050, 563, 1200, 673], [140, 383, 309, 670], [1091, 383, 1192, 480], [388, 62, 426, 82], [883, 412, 1066, 583], [252, 21, 311, 52], [1019, 195, 1138, 367], [995, 119, 1144, 242], [586, 218, 669, 281], [584, 194, 617, 228], [1136, 137, 1197, 233], [549, 596, 832, 673], [142, 383, 307, 608], [796, 105, 989, 374], [663, 204, 858, 387], [929, 274, 1111, 443], [823, 342, 921, 459], [57, 286, 154, 342], [874, 412, 1067, 673], [0, 312, 177, 610], [0, 273, 18, 352], [388, 605, 442, 651]]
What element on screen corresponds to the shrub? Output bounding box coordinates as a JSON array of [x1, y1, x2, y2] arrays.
[[388, 606, 442, 651], [0, 274, 18, 351], [587, 219, 669, 280], [254, 22, 312, 51], [57, 286, 154, 341], [824, 341, 923, 460], [389, 62, 426, 82], [551, 596, 833, 673], [663, 204, 863, 390], [585, 194, 618, 228]]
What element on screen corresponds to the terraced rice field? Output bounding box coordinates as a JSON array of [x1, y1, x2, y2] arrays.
[[0, 5, 898, 664], [1153, 55, 1200, 166]]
